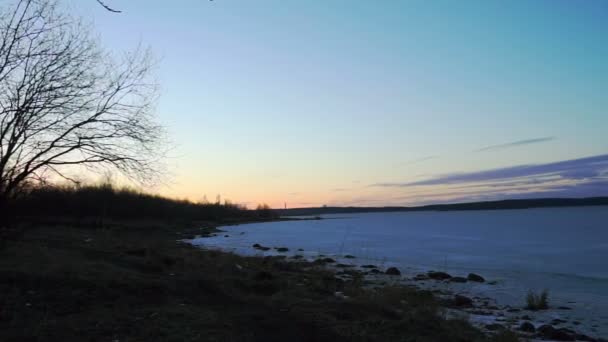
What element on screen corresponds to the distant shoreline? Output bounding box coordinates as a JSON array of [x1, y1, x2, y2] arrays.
[[274, 197, 608, 216]]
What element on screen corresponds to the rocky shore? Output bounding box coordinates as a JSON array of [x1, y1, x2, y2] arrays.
[[203, 238, 607, 342]]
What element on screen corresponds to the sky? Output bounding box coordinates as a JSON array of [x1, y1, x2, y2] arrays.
[[66, 0, 608, 208]]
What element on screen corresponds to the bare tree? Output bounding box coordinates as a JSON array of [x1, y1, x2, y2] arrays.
[[0, 0, 163, 213]]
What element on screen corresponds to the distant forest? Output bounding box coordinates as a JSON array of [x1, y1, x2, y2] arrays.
[[274, 197, 608, 216]]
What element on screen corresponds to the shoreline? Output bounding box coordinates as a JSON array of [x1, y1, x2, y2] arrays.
[[191, 223, 607, 341], [2, 218, 512, 341]]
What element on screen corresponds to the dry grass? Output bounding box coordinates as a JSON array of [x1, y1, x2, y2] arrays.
[[0, 220, 518, 342]]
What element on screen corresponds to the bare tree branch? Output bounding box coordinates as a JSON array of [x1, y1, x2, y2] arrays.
[[95, 0, 121, 13]]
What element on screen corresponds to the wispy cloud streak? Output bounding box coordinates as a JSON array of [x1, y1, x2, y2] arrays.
[[374, 154, 608, 188], [476, 136, 555, 152]]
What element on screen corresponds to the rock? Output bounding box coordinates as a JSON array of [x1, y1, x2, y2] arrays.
[[344, 255, 356, 259], [361, 264, 378, 269], [369, 269, 381, 274], [485, 323, 505, 331], [336, 264, 354, 268], [253, 244, 271, 251], [467, 273, 485, 282], [537, 325, 576, 341], [275, 247, 289, 252], [297, 248, 304, 251], [321, 257, 335, 263], [520, 315, 532, 321], [558, 306, 573, 310], [452, 294, 473, 308], [575, 333, 598, 342], [519, 321, 535, 333], [224, 235, 229, 237], [385, 267, 401, 275], [552, 329, 577, 341], [450, 276, 467, 283], [414, 274, 430, 281], [486, 280, 498, 285], [291, 255, 304, 259], [551, 318, 567, 325], [427, 271, 452, 280]]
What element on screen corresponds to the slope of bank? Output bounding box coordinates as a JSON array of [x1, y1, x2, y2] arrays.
[[0, 219, 517, 342]]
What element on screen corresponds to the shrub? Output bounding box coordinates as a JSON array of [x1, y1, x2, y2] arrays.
[[525, 289, 549, 310]]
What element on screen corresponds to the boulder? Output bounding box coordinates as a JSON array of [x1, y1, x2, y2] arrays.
[[414, 274, 430, 281], [536, 325, 576, 341], [450, 276, 467, 283], [519, 321, 535, 333], [321, 257, 336, 263], [361, 264, 378, 269], [427, 271, 452, 280], [385, 267, 401, 276], [452, 294, 473, 308], [467, 273, 485, 282], [275, 247, 289, 252]]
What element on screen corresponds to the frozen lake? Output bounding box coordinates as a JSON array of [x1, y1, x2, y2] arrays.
[[190, 206, 608, 336]]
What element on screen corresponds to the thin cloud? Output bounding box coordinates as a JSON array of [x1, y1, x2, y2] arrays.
[[373, 154, 608, 188], [476, 136, 555, 152]]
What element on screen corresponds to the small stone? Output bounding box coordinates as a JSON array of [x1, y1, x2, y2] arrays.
[[385, 267, 401, 276], [427, 271, 452, 280], [414, 274, 429, 281], [467, 273, 485, 282], [519, 321, 535, 333]]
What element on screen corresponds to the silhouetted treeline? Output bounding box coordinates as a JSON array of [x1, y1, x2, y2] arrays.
[[274, 197, 608, 216], [10, 184, 275, 222]]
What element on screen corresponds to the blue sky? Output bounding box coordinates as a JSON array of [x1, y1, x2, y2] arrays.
[[67, 0, 607, 207]]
